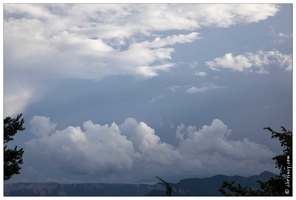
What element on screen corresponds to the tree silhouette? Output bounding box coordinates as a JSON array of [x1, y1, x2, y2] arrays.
[[156, 176, 173, 196], [219, 126, 292, 196], [4, 114, 25, 180]]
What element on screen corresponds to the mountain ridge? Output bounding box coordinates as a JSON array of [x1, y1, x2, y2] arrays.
[[4, 171, 277, 196]]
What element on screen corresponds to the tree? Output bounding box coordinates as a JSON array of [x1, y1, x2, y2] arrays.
[[219, 126, 292, 196], [156, 176, 173, 196], [4, 113, 25, 180]]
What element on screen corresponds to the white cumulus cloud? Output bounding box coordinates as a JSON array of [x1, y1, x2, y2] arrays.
[[24, 116, 277, 183], [26, 117, 135, 177], [176, 119, 275, 175], [30, 116, 57, 137], [195, 71, 207, 77], [206, 50, 292, 73]]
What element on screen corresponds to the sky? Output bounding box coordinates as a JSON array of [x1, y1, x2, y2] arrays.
[[3, 3, 293, 184]]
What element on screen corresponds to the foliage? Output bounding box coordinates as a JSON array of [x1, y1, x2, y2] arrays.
[[219, 126, 292, 196], [4, 114, 25, 180], [156, 176, 173, 196], [219, 180, 258, 196]]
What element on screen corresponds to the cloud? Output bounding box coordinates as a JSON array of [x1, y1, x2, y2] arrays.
[[195, 71, 207, 77], [4, 4, 56, 20], [278, 32, 292, 38], [4, 4, 280, 116], [167, 85, 182, 92], [148, 95, 166, 103], [159, 117, 163, 127], [189, 61, 198, 68], [167, 84, 225, 94], [30, 116, 57, 137], [24, 116, 276, 183], [26, 117, 136, 177], [193, 4, 279, 27], [4, 86, 35, 117], [142, 32, 200, 49], [206, 53, 252, 72], [186, 84, 225, 94], [176, 119, 275, 175], [206, 50, 292, 73], [136, 63, 175, 78]]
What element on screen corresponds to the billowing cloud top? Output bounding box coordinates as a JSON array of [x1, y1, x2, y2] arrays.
[[24, 116, 275, 183]]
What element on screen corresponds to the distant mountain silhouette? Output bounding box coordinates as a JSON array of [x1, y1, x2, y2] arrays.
[[147, 171, 276, 196], [4, 171, 276, 196], [4, 182, 153, 196]]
